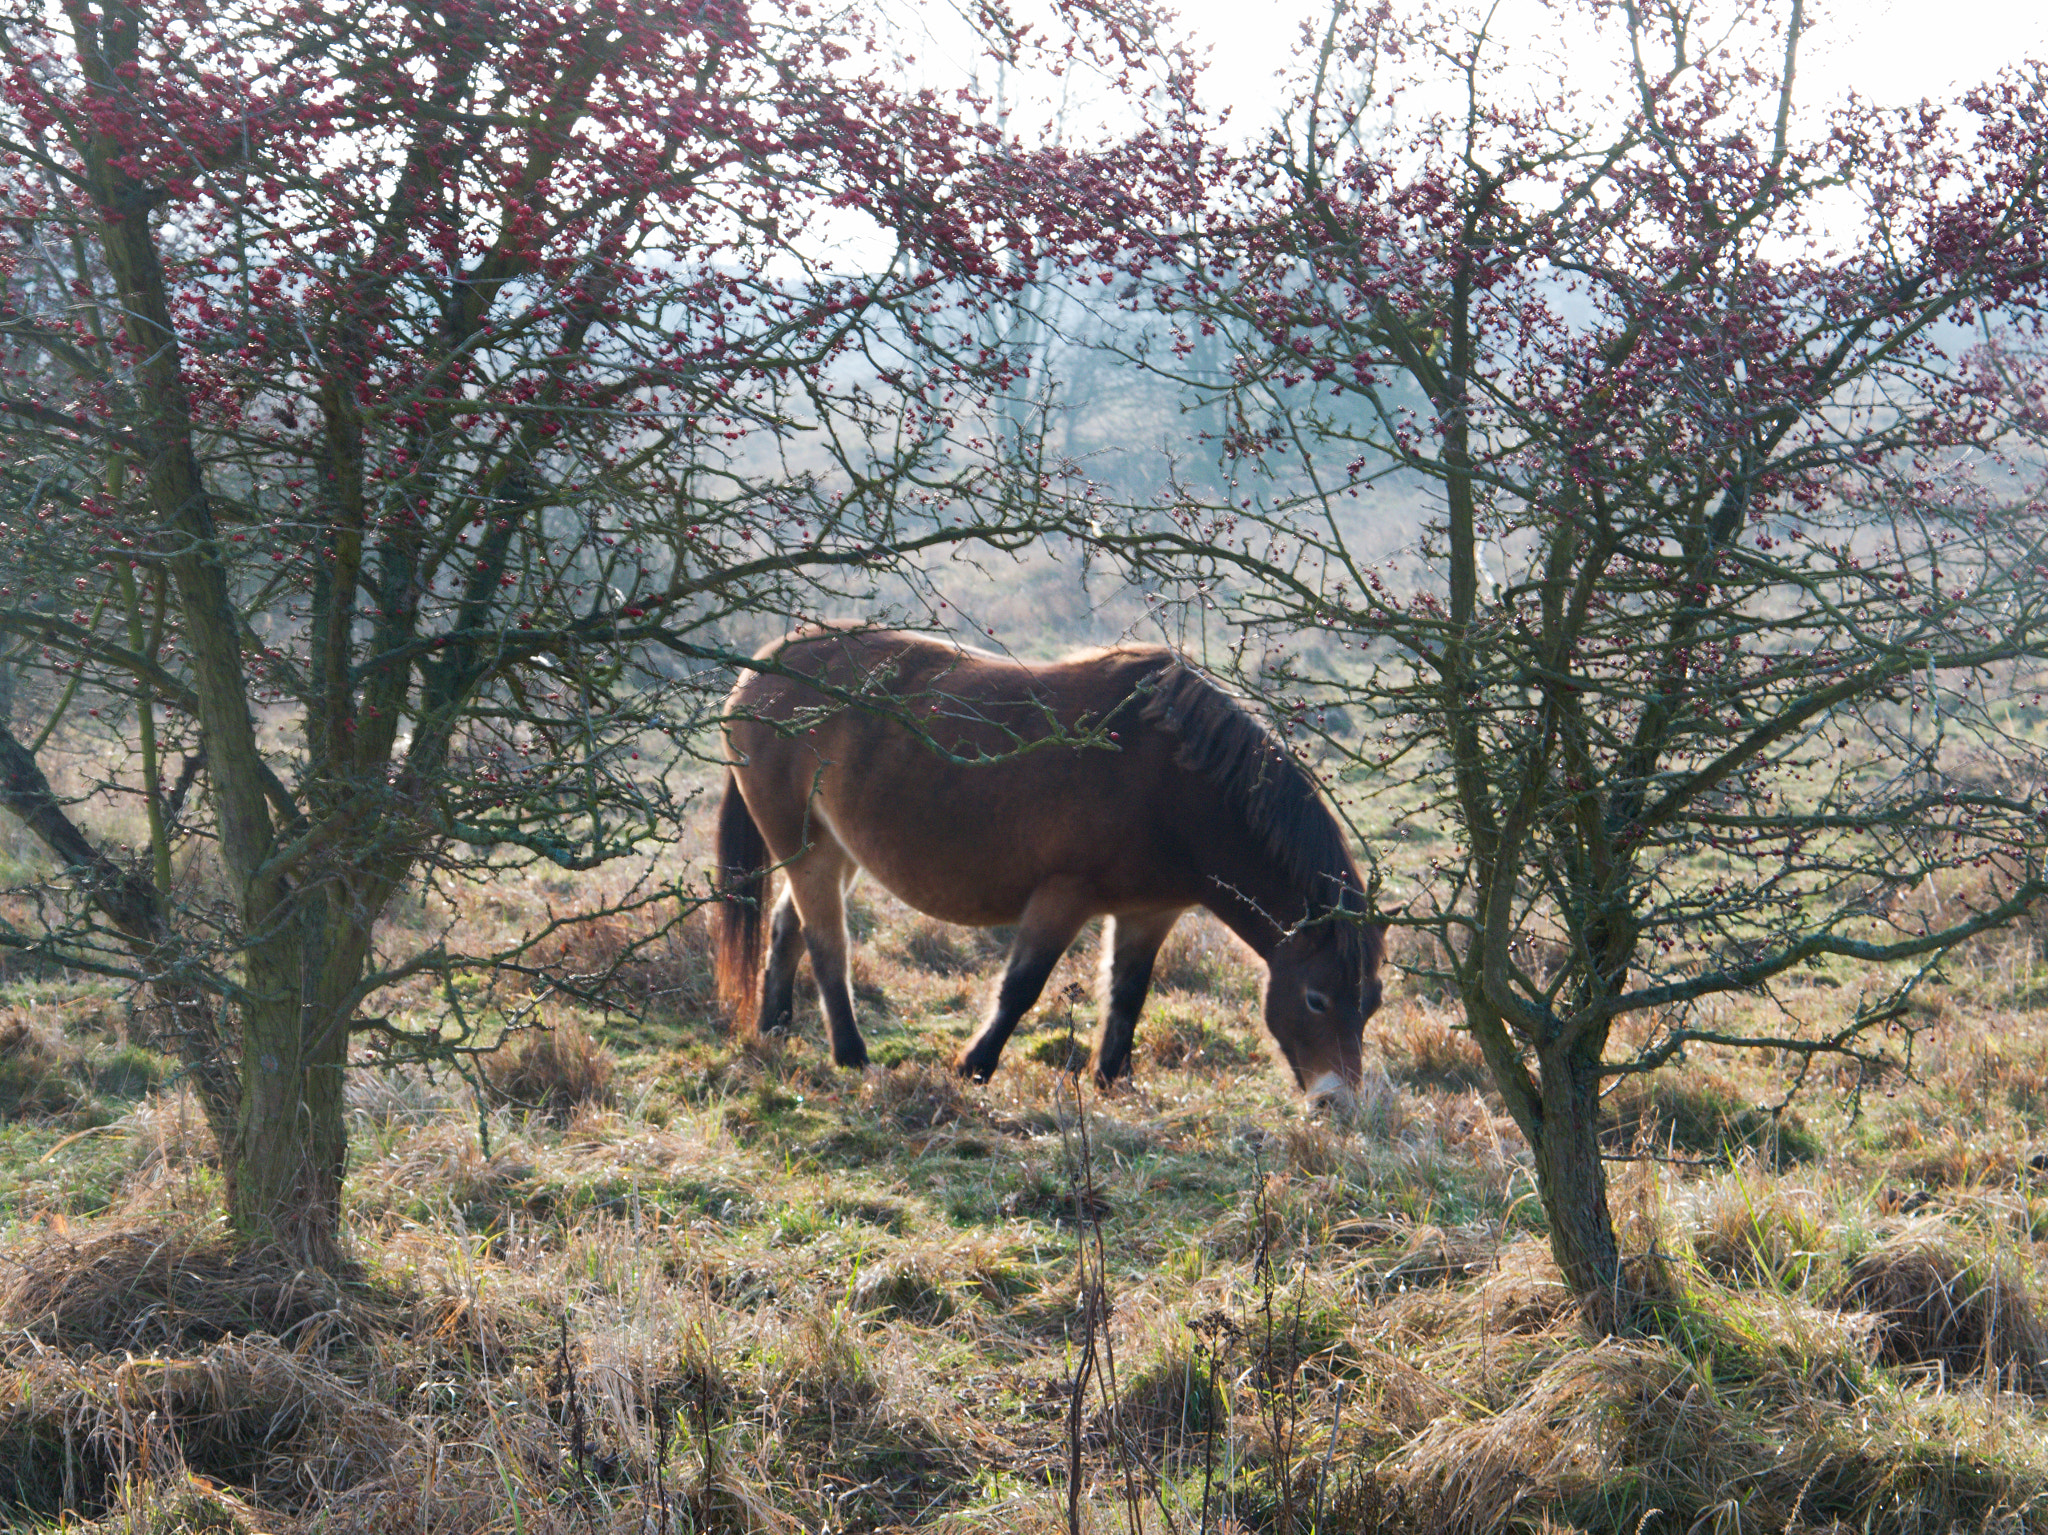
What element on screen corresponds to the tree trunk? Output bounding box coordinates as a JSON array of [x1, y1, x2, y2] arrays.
[[229, 901, 356, 1261], [61, 0, 337, 1252], [1530, 1044, 1633, 1335]]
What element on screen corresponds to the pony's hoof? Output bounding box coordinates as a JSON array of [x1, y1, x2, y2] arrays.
[[1091, 1054, 1132, 1092], [832, 1040, 870, 1070], [954, 1049, 996, 1084]]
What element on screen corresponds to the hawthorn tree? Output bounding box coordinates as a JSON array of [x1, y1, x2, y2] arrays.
[[0, 0, 1157, 1255], [1101, 0, 2048, 1327]]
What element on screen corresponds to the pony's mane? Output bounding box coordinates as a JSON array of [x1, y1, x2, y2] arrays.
[[1135, 660, 1375, 973]]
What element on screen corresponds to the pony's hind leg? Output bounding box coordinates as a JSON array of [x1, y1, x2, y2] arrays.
[[786, 852, 869, 1069], [757, 887, 805, 1035], [956, 886, 1092, 1082], [1090, 908, 1185, 1087]]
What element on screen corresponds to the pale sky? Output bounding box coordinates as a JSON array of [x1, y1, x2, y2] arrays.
[[896, 0, 2048, 156], [1175, 0, 2048, 123]]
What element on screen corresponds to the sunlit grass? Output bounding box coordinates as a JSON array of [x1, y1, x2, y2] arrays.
[[4, 844, 2048, 1531]]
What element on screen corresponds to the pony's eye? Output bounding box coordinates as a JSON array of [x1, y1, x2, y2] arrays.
[[1304, 990, 1330, 1015]]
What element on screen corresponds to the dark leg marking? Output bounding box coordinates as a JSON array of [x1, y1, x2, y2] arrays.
[[955, 892, 1090, 1083], [1092, 908, 1183, 1086], [758, 888, 805, 1034]]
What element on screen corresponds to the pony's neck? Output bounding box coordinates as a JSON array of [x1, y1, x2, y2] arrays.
[[1202, 894, 1292, 963], [1192, 826, 1324, 963], [1153, 685, 1359, 960]]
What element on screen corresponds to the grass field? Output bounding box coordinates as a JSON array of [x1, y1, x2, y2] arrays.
[[7, 833, 2048, 1533]]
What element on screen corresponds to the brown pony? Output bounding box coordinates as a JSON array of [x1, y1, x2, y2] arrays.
[[714, 626, 1384, 1106]]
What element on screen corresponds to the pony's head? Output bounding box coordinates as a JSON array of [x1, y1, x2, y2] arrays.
[[1262, 916, 1386, 1111]]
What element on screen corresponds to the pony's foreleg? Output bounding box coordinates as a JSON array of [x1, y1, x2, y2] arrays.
[[787, 856, 869, 1069], [955, 889, 1090, 1082], [757, 887, 805, 1035], [1090, 908, 1184, 1087]]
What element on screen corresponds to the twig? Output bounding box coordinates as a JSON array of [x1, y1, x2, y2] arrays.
[[1311, 1380, 1344, 1532], [1068, 1296, 1097, 1535]]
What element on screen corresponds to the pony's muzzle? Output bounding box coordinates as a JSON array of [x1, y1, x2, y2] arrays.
[[1304, 1071, 1356, 1115]]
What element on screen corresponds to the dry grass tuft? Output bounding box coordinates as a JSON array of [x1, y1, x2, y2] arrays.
[[1684, 1175, 1833, 1291], [87, 1475, 272, 1535], [1473, 1243, 1582, 1337], [1103, 1329, 1226, 1454], [1151, 913, 1251, 996], [1897, 1125, 2023, 1189], [1341, 1220, 1501, 1298], [1388, 1341, 1680, 1532], [1828, 1226, 2047, 1386], [1137, 1000, 1263, 1072], [409, 1285, 521, 1373], [1392, 1326, 1875, 1535], [0, 1225, 360, 1356], [1603, 1070, 1815, 1168], [1281, 1119, 1349, 1176], [345, 1061, 461, 1129], [483, 1020, 616, 1121], [0, 1335, 407, 1513], [1374, 1239, 1580, 1359], [859, 1061, 971, 1132], [762, 1305, 885, 1420], [1370, 1001, 1489, 1090], [1385, 1249, 2048, 1532], [0, 1010, 96, 1122], [851, 1252, 959, 1321], [888, 914, 994, 977], [533, 903, 719, 1016]]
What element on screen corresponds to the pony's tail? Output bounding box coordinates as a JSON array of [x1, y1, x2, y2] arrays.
[[714, 770, 768, 1032]]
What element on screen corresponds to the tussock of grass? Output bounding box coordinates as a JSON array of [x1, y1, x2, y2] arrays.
[[1683, 1172, 1834, 1291], [1152, 913, 1253, 997], [93, 1479, 270, 1535], [0, 1225, 358, 1354], [860, 1060, 971, 1132], [852, 1251, 960, 1320], [888, 913, 1001, 977], [1376, 1236, 1579, 1347], [1603, 1070, 1819, 1168], [1105, 1325, 1228, 1453], [1371, 1000, 1489, 1091], [1384, 1302, 2048, 1535], [345, 1061, 461, 1128], [531, 902, 721, 1019], [0, 1336, 406, 1510], [483, 1019, 617, 1121], [1896, 1124, 2025, 1189], [1138, 999, 1264, 1072], [1337, 1217, 1500, 1298], [1829, 1224, 2048, 1387], [0, 1012, 100, 1124]]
